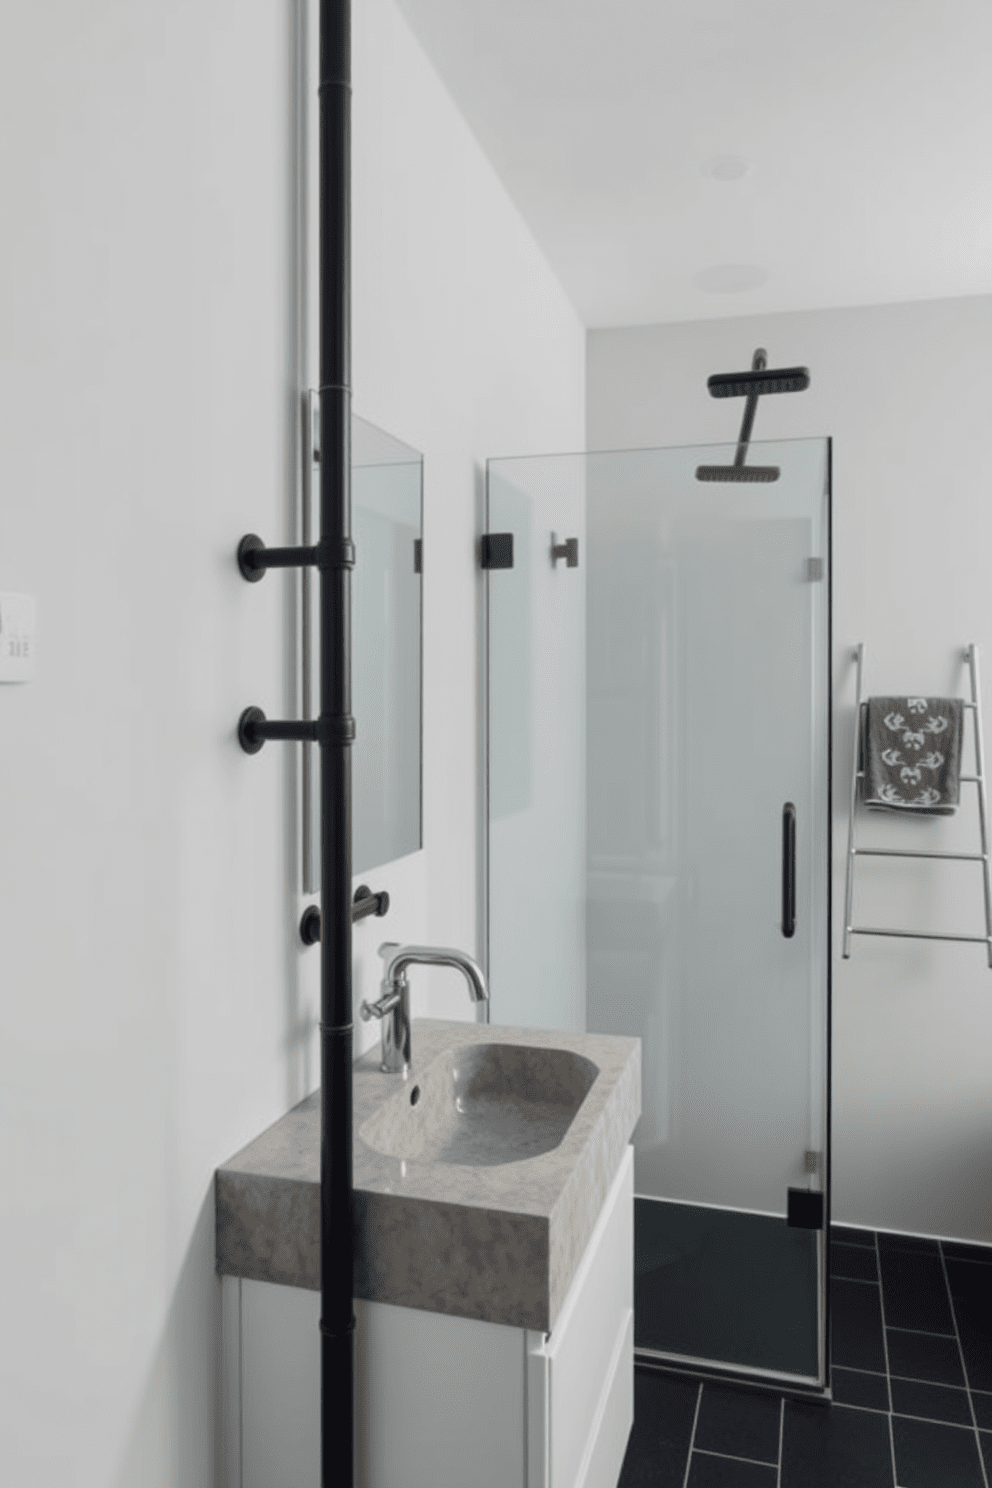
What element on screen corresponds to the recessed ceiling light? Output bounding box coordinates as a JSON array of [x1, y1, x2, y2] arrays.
[[694, 264, 768, 294], [701, 154, 751, 182]]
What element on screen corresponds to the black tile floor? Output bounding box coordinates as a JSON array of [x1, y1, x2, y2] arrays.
[[620, 1225, 992, 1487]]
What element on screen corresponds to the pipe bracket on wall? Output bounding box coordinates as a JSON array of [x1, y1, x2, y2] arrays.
[[237, 706, 318, 753], [300, 886, 390, 946], [237, 532, 319, 580]]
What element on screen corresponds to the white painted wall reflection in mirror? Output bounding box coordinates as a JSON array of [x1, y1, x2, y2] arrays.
[[304, 416, 423, 887]]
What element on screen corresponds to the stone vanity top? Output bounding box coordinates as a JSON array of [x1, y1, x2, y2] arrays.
[[215, 1018, 640, 1332]]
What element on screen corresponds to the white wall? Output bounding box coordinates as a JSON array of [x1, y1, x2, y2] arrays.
[[347, 0, 585, 1023], [0, 2, 584, 1484], [588, 295, 992, 1242]]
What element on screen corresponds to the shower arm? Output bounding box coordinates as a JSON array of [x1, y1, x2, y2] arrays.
[[733, 363, 763, 469]]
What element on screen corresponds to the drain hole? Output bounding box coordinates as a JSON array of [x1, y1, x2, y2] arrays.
[[410, 1085, 421, 1107]]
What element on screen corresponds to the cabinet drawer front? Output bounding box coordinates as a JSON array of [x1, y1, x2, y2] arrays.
[[534, 1146, 634, 1488]]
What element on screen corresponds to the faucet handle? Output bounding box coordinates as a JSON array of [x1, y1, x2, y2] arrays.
[[360, 989, 401, 1022]]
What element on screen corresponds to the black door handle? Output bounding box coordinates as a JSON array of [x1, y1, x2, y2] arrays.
[[782, 802, 796, 938]]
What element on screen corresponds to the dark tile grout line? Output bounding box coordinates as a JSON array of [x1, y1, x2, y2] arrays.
[[840, 1397, 990, 1431], [776, 1395, 784, 1488], [694, 1446, 777, 1467], [841, 1361, 982, 1390], [679, 1382, 702, 1488], [833, 1225, 992, 1260], [937, 1237, 991, 1488], [676, 1379, 790, 1483], [886, 1324, 956, 1338], [873, 1229, 901, 1488]]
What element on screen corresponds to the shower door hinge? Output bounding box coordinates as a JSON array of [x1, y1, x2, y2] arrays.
[[787, 1187, 824, 1230], [803, 557, 824, 582], [550, 533, 579, 568], [481, 533, 514, 569]]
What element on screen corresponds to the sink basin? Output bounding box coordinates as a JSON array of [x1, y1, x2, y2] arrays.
[[358, 1041, 599, 1168]]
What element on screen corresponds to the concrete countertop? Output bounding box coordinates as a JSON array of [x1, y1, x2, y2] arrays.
[[215, 1018, 640, 1332]]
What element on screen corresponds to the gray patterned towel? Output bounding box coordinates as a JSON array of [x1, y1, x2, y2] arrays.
[[861, 696, 964, 813]]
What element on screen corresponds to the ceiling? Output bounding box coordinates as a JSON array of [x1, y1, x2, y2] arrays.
[[394, 0, 992, 327]]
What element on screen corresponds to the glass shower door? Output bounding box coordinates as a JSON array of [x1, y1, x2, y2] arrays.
[[486, 437, 831, 1387]]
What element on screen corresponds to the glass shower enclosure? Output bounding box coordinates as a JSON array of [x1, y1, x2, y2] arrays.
[[485, 437, 831, 1389]]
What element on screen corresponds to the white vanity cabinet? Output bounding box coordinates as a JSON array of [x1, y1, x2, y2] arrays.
[[222, 1146, 633, 1488]]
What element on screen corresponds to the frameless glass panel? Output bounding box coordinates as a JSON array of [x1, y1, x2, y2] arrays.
[[486, 459, 586, 1032], [303, 416, 422, 886], [486, 437, 830, 1385]]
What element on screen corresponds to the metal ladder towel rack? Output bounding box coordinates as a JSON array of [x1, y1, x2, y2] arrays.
[[843, 643, 992, 967]]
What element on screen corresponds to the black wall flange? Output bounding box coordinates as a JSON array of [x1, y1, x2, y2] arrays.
[[300, 886, 390, 945], [238, 533, 319, 581]]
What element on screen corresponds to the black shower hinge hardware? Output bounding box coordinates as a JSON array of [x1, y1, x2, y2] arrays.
[[413, 538, 422, 574], [481, 532, 514, 569], [803, 558, 824, 582], [787, 1187, 824, 1230], [300, 885, 390, 946], [237, 706, 355, 754], [551, 533, 579, 568], [237, 532, 355, 582]]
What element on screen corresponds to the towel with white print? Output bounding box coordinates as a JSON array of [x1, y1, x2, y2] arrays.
[[862, 696, 964, 813]]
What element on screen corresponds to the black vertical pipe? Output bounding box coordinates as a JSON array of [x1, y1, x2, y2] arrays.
[[318, 2, 355, 1486]]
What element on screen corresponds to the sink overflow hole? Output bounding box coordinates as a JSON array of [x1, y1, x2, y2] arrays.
[[410, 1085, 421, 1107]]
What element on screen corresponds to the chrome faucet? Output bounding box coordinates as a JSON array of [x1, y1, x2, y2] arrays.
[[360, 943, 488, 1077]]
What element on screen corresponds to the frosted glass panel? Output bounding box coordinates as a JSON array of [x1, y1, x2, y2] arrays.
[[487, 437, 830, 1382], [486, 461, 586, 1031]]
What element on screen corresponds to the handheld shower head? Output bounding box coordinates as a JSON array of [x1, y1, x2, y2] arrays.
[[695, 348, 810, 483]]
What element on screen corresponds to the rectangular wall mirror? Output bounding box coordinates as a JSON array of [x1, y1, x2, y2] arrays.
[[303, 410, 423, 889]]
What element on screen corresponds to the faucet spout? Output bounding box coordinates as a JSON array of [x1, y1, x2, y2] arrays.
[[361, 943, 489, 1077], [382, 944, 488, 1004]]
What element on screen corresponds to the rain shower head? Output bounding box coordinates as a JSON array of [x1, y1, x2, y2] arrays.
[[696, 462, 780, 483], [707, 366, 810, 399], [695, 348, 810, 483]]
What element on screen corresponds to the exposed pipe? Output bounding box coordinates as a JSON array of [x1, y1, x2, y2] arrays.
[[235, 2, 354, 1479], [317, 2, 355, 1484]]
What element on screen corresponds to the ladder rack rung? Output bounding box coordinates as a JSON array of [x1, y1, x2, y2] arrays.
[[843, 643, 992, 966], [850, 927, 990, 944], [854, 848, 986, 862], [857, 772, 978, 783]]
